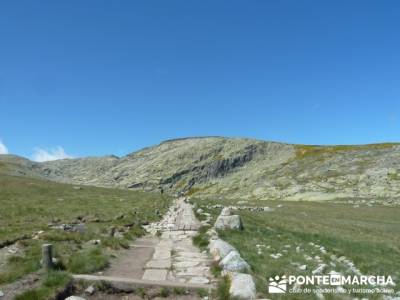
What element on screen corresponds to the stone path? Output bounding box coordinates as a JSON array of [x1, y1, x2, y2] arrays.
[[142, 198, 214, 285]]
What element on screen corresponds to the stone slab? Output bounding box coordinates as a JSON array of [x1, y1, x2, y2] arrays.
[[142, 269, 168, 281]]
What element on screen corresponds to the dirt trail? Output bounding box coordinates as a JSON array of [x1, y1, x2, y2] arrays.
[[104, 237, 158, 279]]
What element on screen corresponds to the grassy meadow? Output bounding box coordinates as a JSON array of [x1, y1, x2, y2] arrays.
[[0, 174, 170, 299], [194, 198, 400, 299]]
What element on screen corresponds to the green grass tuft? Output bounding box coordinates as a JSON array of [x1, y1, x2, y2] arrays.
[[67, 247, 108, 274]]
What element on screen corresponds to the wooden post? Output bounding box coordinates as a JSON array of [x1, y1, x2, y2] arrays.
[[42, 244, 54, 270]]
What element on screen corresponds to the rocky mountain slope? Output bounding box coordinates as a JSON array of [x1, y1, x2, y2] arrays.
[[1, 137, 400, 202]]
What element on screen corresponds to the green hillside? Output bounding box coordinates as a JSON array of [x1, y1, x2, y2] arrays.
[[0, 174, 169, 298]]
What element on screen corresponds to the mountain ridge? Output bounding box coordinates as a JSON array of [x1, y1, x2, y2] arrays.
[[1, 137, 400, 202]]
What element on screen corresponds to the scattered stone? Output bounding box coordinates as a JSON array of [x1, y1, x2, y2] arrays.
[[65, 297, 86, 300], [219, 251, 250, 272], [0, 290, 4, 297], [49, 223, 86, 233], [220, 207, 232, 216], [85, 285, 95, 295], [299, 264, 307, 271], [229, 273, 256, 299], [214, 215, 243, 230], [312, 264, 327, 275], [88, 240, 101, 245], [263, 206, 274, 212], [32, 230, 45, 240]]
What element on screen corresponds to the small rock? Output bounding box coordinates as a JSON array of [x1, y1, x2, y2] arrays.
[[220, 207, 232, 216], [312, 264, 327, 274], [89, 239, 101, 245], [73, 223, 86, 233], [299, 264, 307, 270], [270, 253, 282, 259], [65, 297, 86, 300], [263, 206, 274, 212], [214, 215, 243, 230], [85, 285, 95, 295], [229, 273, 256, 299], [0, 290, 4, 297]]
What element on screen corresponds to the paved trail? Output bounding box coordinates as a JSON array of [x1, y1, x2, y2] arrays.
[[142, 198, 213, 285], [102, 198, 214, 288]]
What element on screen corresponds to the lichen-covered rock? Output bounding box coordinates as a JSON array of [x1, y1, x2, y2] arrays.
[[229, 272, 256, 299], [219, 251, 250, 272], [215, 215, 243, 230], [220, 207, 231, 216], [208, 239, 236, 261]]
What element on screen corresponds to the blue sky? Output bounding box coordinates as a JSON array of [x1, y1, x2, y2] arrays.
[[1, 1, 399, 160]]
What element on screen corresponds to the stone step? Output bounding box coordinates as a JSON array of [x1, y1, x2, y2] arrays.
[[72, 274, 214, 290]]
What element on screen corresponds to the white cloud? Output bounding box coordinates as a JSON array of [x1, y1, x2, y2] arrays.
[[0, 139, 8, 154], [32, 146, 73, 162]]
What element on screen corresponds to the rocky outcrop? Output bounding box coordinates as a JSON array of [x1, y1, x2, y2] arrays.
[[2, 137, 400, 204]]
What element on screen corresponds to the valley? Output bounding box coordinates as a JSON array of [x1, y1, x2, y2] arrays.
[[0, 137, 399, 299]]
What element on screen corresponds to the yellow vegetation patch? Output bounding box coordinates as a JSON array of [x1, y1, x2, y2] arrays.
[[295, 143, 398, 159]]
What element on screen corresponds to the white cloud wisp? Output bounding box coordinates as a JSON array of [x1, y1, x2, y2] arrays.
[[32, 146, 73, 162], [0, 139, 8, 154]]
